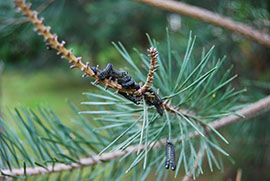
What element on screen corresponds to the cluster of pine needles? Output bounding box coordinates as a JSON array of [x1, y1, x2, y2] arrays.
[[0, 0, 246, 180]]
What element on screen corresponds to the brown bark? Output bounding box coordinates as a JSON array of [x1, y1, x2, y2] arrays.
[[138, 0, 270, 47]]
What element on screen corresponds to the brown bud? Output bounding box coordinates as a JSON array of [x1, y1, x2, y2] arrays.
[[70, 65, 76, 69], [76, 57, 82, 63], [31, 11, 38, 19], [82, 73, 88, 78], [40, 17, 44, 23], [44, 26, 51, 33], [60, 41, 66, 46], [94, 79, 99, 85], [52, 34, 58, 41], [67, 49, 72, 57]]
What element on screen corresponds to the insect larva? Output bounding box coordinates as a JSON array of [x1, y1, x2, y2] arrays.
[[90, 66, 98, 75], [118, 92, 140, 105], [165, 140, 176, 171], [165, 147, 170, 169], [98, 63, 113, 80]]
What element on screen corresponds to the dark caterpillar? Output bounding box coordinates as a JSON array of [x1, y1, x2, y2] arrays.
[[98, 63, 128, 81], [118, 92, 140, 105], [165, 140, 176, 171], [144, 89, 164, 116]]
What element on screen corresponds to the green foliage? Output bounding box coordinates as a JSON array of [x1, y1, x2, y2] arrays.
[[1, 0, 269, 179], [224, 110, 270, 181], [0, 0, 167, 68], [0, 34, 243, 179], [1, 69, 90, 119]]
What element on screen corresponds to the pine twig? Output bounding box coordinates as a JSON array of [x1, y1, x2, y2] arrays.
[[138, 0, 270, 47], [236, 168, 243, 181], [163, 101, 195, 115], [14, 0, 138, 95], [1, 96, 269, 178], [137, 47, 159, 95], [13, 0, 170, 116], [14, 0, 167, 111]]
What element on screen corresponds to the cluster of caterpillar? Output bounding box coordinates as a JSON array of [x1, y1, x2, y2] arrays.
[[91, 63, 164, 116]]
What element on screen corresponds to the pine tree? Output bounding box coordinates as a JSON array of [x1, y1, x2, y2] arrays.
[[0, 0, 269, 180]]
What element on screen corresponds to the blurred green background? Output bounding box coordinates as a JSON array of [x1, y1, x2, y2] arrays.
[[0, 0, 269, 180]]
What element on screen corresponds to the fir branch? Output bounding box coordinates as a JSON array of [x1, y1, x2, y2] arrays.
[[1, 96, 269, 178], [138, 0, 270, 47]]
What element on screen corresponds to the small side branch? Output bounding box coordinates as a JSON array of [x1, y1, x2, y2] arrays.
[[14, 0, 136, 95], [1, 96, 269, 178], [137, 47, 159, 95], [138, 0, 270, 47]]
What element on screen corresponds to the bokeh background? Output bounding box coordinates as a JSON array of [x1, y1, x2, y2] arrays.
[[0, 0, 269, 180]]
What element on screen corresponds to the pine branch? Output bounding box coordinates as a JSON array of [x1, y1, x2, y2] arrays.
[[14, 0, 169, 116], [137, 47, 159, 95], [13, 0, 135, 95], [8, 1, 269, 179], [138, 0, 270, 47], [1, 96, 269, 178]]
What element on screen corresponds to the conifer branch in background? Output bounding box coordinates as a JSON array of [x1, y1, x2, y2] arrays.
[[1, 96, 269, 178], [138, 0, 270, 47]]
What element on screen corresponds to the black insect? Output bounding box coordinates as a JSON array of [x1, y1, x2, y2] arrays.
[[144, 89, 164, 116], [165, 140, 176, 171], [90, 66, 98, 75], [98, 63, 127, 80], [118, 92, 140, 105]]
